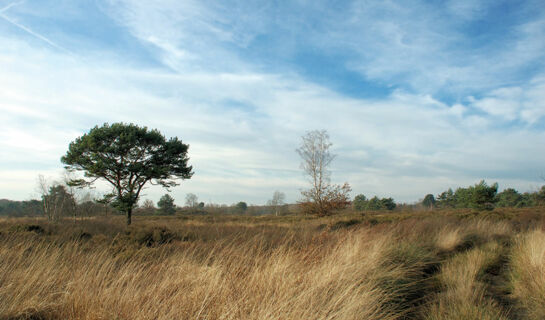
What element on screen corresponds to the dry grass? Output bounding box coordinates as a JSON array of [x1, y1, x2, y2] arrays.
[[424, 242, 508, 320], [423, 219, 516, 320], [0, 223, 426, 320], [510, 229, 545, 320], [0, 210, 543, 320], [434, 226, 464, 252]]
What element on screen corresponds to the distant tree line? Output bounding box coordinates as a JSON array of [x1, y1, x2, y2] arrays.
[[353, 194, 396, 211], [0, 199, 42, 217], [0, 185, 108, 218], [430, 180, 545, 210], [351, 180, 545, 213], [0, 187, 292, 218], [4, 178, 544, 219]]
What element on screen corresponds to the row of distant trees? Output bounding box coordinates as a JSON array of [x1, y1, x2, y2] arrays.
[[352, 195, 396, 211], [350, 181, 545, 213], [2, 181, 545, 218], [419, 180, 545, 211], [0, 187, 109, 219], [138, 192, 288, 216], [0, 199, 42, 217], [0, 183, 288, 217]]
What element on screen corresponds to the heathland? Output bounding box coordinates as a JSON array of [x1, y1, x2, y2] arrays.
[[1, 208, 544, 320]]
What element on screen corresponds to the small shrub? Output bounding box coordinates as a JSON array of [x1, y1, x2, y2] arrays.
[[71, 230, 92, 241], [9, 224, 45, 234], [329, 219, 361, 230], [131, 227, 177, 247]]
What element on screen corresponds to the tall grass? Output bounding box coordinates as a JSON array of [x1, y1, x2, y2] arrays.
[[0, 210, 543, 320], [423, 219, 514, 320], [0, 224, 427, 319], [510, 229, 545, 319], [424, 242, 508, 320]]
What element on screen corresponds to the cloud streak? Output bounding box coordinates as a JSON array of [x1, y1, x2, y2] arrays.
[[0, 11, 72, 54], [1, 0, 545, 205]]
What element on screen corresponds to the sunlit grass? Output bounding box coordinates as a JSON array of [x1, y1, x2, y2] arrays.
[[0, 208, 544, 319], [510, 229, 545, 320]]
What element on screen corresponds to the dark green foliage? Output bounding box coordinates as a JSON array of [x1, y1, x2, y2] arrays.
[[454, 187, 472, 208], [515, 187, 545, 208], [61, 123, 193, 225], [366, 196, 382, 210], [353, 194, 367, 211], [235, 201, 248, 213], [436, 188, 455, 208], [496, 188, 523, 208], [381, 197, 396, 210], [436, 181, 499, 210], [157, 194, 176, 215], [533, 186, 545, 206], [422, 194, 436, 209], [470, 180, 498, 210], [354, 195, 396, 211]]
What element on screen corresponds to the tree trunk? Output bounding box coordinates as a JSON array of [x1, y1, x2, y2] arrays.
[[127, 208, 132, 225]]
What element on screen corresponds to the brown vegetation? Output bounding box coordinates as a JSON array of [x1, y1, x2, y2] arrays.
[[1, 208, 544, 319]]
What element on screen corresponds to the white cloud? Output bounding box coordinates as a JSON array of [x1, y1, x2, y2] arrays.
[[469, 78, 545, 123], [2, 34, 545, 203], [1, 0, 545, 205]]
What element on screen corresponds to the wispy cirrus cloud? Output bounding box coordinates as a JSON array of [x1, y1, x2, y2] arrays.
[[0, 4, 72, 54], [1, 0, 545, 204]]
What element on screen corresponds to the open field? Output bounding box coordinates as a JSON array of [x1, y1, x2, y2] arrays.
[[1, 208, 545, 320]]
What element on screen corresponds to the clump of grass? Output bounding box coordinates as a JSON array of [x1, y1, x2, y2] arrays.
[[510, 229, 545, 320], [435, 227, 464, 253], [433, 219, 511, 254], [329, 218, 361, 230], [424, 242, 508, 320], [8, 224, 45, 234]]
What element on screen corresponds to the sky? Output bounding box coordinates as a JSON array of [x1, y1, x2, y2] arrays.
[[1, 0, 545, 206]]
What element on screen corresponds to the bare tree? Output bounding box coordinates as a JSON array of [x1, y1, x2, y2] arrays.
[[48, 185, 76, 221], [37, 174, 79, 222], [267, 191, 286, 216], [296, 130, 351, 215], [141, 199, 156, 215], [62, 170, 81, 223], [79, 191, 100, 219], [185, 193, 199, 208], [36, 175, 51, 220]]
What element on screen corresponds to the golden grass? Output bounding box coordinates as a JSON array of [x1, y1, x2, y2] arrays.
[[0, 226, 427, 320], [424, 242, 508, 320], [0, 210, 543, 320], [422, 218, 516, 320], [510, 229, 545, 320], [434, 226, 464, 252]]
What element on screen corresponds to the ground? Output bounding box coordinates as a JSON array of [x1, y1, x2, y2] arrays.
[[0, 208, 544, 319]]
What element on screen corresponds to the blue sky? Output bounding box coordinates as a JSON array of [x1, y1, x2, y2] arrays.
[[1, 0, 545, 205]]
